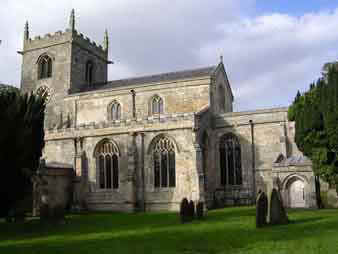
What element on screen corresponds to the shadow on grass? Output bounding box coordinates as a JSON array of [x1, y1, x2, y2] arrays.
[[1, 207, 338, 254]]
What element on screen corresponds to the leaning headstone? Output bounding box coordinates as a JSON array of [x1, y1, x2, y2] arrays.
[[180, 198, 189, 223], [196, 201, 204, 219], [256, 192, 268, 228], [188, 200, 195, 220], [269, 188, 289, 225]]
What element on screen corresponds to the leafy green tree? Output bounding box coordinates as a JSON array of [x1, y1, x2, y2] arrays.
[[0, 85, 45, 217], [289, 66, 338, 196]]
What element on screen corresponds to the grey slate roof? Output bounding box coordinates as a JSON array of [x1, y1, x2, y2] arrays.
[[75, 65, 216, 93], [274, 155, 312, 167]]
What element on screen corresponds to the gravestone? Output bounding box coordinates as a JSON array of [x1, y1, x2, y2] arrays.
[[269, 188, 289, 225], [180, 198, 189, 223], [196, 201, 204, 219], [256, 192, 268, 228], [188, 200, 195, 220]]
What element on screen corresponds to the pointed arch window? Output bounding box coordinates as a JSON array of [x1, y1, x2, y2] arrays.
[[109, 101, 121, 121], [152, 136, 176, 188], [150, 95, 164, 115], [38, 55, 52, 79], [95, 140, 119, 189], [85, 60, 94, 85], [219, 133, 242, 186]]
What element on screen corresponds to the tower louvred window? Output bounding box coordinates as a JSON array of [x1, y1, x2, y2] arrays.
[[38, 55, 52, 79], [85, 60, 94, 85]]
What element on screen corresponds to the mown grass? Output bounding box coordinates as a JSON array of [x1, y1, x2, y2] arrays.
[[0, 207, 338, 254]]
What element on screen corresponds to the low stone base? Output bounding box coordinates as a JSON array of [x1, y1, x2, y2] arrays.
[[87, 202, 135, 212]]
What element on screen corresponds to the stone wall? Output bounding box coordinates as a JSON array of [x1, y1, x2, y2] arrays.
[[207, 107, 313, 207], [44, 113, 201, 211], [65, 76, 211, 126]]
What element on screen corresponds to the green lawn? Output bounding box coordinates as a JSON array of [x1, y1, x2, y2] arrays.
[[0, 207, 338, 254]]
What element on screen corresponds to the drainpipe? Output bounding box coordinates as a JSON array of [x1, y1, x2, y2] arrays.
[[140, 133, 146, 212], [131, 89, 136, 119], [249, 120, 256, 203]]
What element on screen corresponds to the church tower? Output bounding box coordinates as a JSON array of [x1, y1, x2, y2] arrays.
[[19, 10, 110, 128]]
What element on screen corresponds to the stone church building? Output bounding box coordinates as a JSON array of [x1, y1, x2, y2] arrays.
[[19, 11, 317, 211]]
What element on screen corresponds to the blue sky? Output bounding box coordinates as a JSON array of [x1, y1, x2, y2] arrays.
[[1, 1, 338, 111], [256, 0, 338, 16]]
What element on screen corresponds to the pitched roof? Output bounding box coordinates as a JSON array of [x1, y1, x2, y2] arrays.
[[75, 65, 216, 93]]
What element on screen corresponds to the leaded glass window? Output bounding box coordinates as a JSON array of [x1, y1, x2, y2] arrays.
[[219, 133, 242, 186], [96, 140, 119, 189], [153, 137, 176, 188], [151, 95, 164, 115], [110, 101, 121, 121]]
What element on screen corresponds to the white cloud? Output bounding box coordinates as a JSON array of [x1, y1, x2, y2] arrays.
[[199, 9, 338, 110], [1, 1, 338, 111]]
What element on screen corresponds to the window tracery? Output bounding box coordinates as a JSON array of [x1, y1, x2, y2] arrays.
[[109, 101, 121, 121], [150, 95, 164, 115], [38, 55, 52, 79], [152, 136, 176, 188], [219, 133, 242, 186], [96, 140, 119, 189]]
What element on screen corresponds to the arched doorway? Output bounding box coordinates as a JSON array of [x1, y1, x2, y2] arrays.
[[286, 177, 306, 208]]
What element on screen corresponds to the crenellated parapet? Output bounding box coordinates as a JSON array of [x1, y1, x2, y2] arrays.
[[72, 31, 107, 59], [45, 112, 197, 140], [22, 9, 108, 60], [23, 29, 72, 51]]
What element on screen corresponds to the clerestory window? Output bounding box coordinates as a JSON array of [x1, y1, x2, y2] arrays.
[[150, 95, 164, 115], [109, 101, 121, 121]]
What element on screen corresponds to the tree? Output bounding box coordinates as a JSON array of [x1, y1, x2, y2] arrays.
[[288, 65, 338, 197], [0, 85, 46, 217]]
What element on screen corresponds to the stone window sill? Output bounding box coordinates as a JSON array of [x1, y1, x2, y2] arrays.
[[152, 187, 176, 193]]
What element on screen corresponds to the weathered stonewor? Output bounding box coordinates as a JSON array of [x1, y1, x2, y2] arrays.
[[269, 188, 289, 225], [256, 192, 268, 228]]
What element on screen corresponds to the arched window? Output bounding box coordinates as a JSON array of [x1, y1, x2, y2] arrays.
[[85, 60, 94, 85], [38, 55, 52, 79], [150, 95, 164, 115], [95, 140, 119, 189], [109, 101, 121, 121], [152, 136, 176, 188], [219, 133, 242, 186]]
